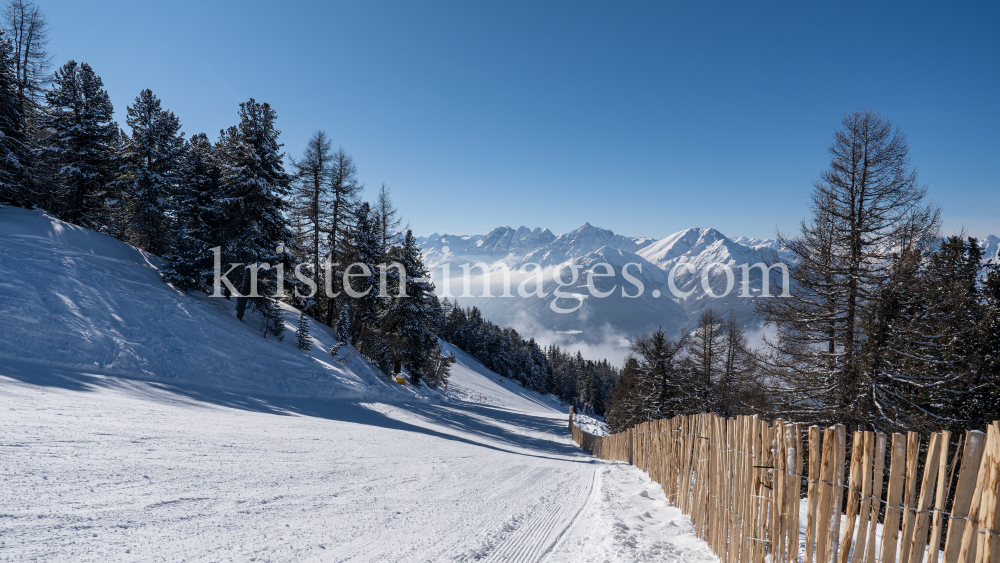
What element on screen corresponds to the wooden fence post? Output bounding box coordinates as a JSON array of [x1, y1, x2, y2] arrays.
[[806, 425, 822, 563], [943, 430, 986, 563]]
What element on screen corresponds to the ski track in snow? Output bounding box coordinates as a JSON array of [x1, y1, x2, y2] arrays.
[[0, 362, 716, 563]]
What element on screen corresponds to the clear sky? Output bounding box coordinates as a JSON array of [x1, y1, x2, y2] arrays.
[[41, 0, 999, 240]]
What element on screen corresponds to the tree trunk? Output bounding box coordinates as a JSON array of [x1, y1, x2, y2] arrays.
[[235, 268, 251, 321]]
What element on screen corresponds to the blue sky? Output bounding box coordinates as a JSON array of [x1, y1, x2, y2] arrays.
[[43, 0, 998, 240]]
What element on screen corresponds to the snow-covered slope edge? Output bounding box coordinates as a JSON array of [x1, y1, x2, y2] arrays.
[[440, 340, 565, 412], [0, 207, 406, 401]]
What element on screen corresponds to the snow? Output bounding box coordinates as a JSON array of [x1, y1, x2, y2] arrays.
[[547, 464, 718, 563], [0, 206, 402, 401], [571, 412, 609, 436], [0, 357, 716, 562], [0, 206, 717, 562], [981, 234, 1000, 265]]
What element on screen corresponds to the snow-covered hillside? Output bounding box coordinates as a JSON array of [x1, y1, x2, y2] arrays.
[[0, 206, 716, 562], [982, 235, 1000, 265], [0, 207, 404, 400]]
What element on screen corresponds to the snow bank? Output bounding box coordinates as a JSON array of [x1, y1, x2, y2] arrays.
[[572, 411, 610, 436], [440, 341, 566, 412]]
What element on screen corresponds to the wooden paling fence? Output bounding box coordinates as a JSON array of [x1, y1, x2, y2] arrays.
[[568, 408, 1000, 563]]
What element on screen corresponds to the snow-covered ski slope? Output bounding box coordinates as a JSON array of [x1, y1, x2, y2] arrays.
[[0, 207, 716, 562]]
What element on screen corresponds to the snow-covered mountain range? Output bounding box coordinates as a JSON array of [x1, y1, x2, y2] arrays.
[[417, 225, 998, 354]]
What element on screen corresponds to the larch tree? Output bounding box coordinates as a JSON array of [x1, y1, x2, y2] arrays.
[[163, 132, 224, 291], [323, 147, 363, 326], [2, 0, 48, 109], [3, 0, 49, 205], [758, 109, 940, 428], [289, 130, 333, 316], [422, 343, 456, 389], [373, 182, 402, 249], [719, 312, 765, 417], [684, 307, 724, 396]]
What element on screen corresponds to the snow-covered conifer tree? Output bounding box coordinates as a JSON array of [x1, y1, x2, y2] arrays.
[[296, 311, 312, 350], [162, 133, 224, 291], [39, 60, 117, 228], [384, 230, 437, 384], [215, 99, 294, 327], [335, 302, 351, 344], [346, 202, 385, 349], [0, 28, 30, 206], [118, 89, 185, 255]]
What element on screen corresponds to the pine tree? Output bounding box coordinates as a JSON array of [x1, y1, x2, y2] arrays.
[[0, 28, 30, 206], [863, 236, 990, 433], [102, 126, 129, 239], [39, 60, 117, 229], [215, 98, 294, 327], [335, 302, 351, 344], [576, 353, 595, 412], [296, 311, 312, 350], [976, 267, 1000, 424], [345, 202, 385, 352], [630, 329, 694, 419], [162, 132, 224, 291], [384, 230, 437, 385], [605, 356, 642, 432], [118, 89, 185, 255]]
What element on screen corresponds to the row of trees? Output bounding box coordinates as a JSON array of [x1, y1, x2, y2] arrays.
[[0, 0, 448, 385], [1, 0, 619, 394], [605, 109, 1000, 435], [604, 308, 766, 432], [438, 301, 618, 414]]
